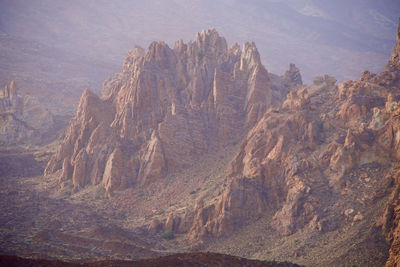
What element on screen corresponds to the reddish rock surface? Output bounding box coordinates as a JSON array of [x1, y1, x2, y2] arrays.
[[187, 20, 400, 267], [39, 22, 400, 266], [45, 29, 289, 193]]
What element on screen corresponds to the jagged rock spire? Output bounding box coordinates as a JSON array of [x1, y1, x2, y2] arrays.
[[389, 17, 400, 68], [283, 63, 303, 85], [45, 29, 287, 193]]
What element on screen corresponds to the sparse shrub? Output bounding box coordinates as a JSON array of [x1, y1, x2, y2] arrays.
[[161, 230, 175, 240], [0, 228, 11, 233]]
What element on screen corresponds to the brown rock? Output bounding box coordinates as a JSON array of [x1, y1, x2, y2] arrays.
[[271, 179, 311, 236], [283, 63, 303, 86], [282, 87, 310, 110], [138, 131, 166, 186], [46, 29, 287, 194], [165, 213, 182, 233], [389, 18, 400, 69], [38, 25, 400, 265], [148, 218, 164, 234], [187, 35, 400, 242], [9, 80, 18, 99], [353, 212, 363, 222], [60, 158, 72, 182], [102, 147, 124, 192], [72, 149, 88, 189]]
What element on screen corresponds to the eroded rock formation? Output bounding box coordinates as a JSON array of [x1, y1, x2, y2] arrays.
[[184, 20, 400, 266], [378, 18, 400, 267], [188, 61, 400, 238], [283, 63, 303, 87], [389, 18, 400, 70], [44, 23, 400, 266], [0, 80, 54, 145], [45, 29, 290, 192]]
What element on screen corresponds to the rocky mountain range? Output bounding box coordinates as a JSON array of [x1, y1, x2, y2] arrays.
[[0, 1, 398, 154], [45, 29, 293, 193], [1, 0, 399, 85], [31, 19, 400, 266]]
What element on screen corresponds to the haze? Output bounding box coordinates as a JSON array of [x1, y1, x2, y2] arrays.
[[1, 0, 399, 88], [2, 1, 400, 266]]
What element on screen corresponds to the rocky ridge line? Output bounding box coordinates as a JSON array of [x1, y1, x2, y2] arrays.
[[184, 19, 400, 266], [45, 29, 293, 193], [42, 23, 400, 265]]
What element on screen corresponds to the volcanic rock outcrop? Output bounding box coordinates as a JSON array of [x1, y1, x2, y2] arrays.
[[44, 23, 400, 266], [389, 18, 400, 70], [184, 20, 400, 266], [283, 63, 303, 87], [45, 30, 290, 192], [189, 68, 399, 236], [378, 18, 400, 267], [0, 80, 54, 145]]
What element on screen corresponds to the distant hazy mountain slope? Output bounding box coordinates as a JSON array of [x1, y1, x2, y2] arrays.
[[0, 0, 399, 83]]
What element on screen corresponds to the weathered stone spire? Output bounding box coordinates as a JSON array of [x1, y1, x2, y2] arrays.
[[389, 18, 400, 68]]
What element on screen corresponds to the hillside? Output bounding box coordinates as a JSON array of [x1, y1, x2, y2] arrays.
[[21, 20, 399, 266], [1, 10, 400, 267], [1, 0, 399, 84], [0, 253, 302, 267]]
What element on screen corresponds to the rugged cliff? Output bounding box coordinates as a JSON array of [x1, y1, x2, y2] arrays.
[[0, 80, 55, 145], [187, 20, 400, 266], [45, 29, 290, 192], [379, 17, 400, 267], [43, 24, 400, 266]]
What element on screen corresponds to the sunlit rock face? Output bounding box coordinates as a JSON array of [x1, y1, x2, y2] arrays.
[[187, 21, 400, 262], [45, 29, 289, 193], [380, 18, 400, 267], [43, 21, 400, 266]]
